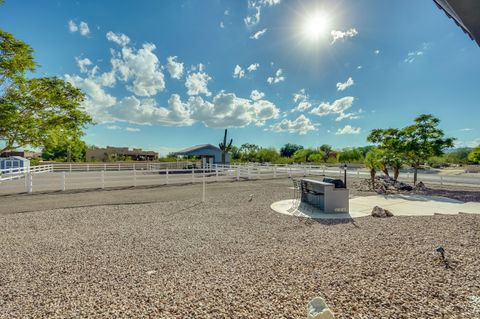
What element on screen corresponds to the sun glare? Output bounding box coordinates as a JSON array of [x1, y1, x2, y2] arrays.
[[303, 11, 330, 40]]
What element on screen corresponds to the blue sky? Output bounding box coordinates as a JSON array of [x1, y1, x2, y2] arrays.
[[1, 0, 479, 155]]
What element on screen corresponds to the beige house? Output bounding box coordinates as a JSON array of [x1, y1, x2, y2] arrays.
[[86, 146, 158, 162]]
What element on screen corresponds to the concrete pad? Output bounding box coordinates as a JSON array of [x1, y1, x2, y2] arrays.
[[271, 194, 480, 219], [271, 199, 370, 220]]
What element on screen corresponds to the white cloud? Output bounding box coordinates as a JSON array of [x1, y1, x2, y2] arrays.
[[267, 68, 285, 84], [357, 65, 363, 69], [68, 20, 78, 32], [269, 115, 316, 135], [233, 65, 245, 79], [330, 28, 358, 44], [374, 49, 380, 54], [107, 125, 121, 130], [126, 127, 140, 132], [291, 89, 312, 112], [220, 21, 225, 28], [76, 57, 92, 73], [64, 74, 117, 123], [110, 42, 165, 96], [250, 89, 265, 101], [109, 95, 193, 127], [336, 125, 361, 135], [189, 91, 279, 128], [250, 28, 267, 40], [336, 77, 354, 91], [404, 43, 429, 63], [68, 20, 90, 36], [247, 63, 260, 72], [185, 71, 212, 96], [310, 96, 360, 121], [79, 22, 90, 36], [244, 0, 280, 27], [461, 128, 473, 131], [224, 9, 229, 15], [106, 31, 130, 46], [166, 56, 184, 79]]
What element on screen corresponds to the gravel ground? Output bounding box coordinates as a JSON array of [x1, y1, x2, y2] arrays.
[[1, 179, 480, 318]]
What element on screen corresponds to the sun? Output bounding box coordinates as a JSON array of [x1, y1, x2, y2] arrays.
[[303, 11, 331, 40]]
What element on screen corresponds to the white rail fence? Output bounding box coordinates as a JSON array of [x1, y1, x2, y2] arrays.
[[0, 165, 53, 182], [0, 163, 479, 195]]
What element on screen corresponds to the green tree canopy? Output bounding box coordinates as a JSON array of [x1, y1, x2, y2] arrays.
[[279, 143, 303, 157], [255, 147, 280, 163], [468, 146, 480, 164], [400, 114, 454, 184], [0, 29, 92, 153], [42, 130, 87, 162]]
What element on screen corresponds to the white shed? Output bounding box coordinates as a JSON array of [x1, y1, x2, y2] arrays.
[[0, 156, 30, 173]]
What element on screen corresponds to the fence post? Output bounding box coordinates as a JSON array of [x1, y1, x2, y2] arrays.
[[192, 167, 195, 183], [288, 167, 291, 178], [440, 175, 443, 185], [215, 166, 218, 182], [101, 170, 105, 189], [133, 169, 137, 187], [104, 163, 107, 171], [87, 164, 90, 172], [61, 171, 66, 191], [273, 165, 277, 178], [236, 167, 240, 181], [26, 172, 33, 193], [70, 164, 72, 172], [166, 168, 169, 185], [248, 167, 251, 180], [202, 169, 206, 202], [118, 164, 120, 171]]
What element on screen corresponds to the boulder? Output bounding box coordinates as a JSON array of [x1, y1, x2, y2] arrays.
[[307, 297, 335, 319], [371, 206, 393, 218]]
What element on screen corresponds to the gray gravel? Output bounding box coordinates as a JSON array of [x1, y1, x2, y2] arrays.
[[1, 180, 480, 318]]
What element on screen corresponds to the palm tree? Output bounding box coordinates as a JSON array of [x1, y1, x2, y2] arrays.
[[219, 129, 233, 165], [365, 149, 380, 190]]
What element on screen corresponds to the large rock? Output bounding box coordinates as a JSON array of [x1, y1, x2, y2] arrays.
[[307, 297, 335, 319], [371, 206, 393, 218]]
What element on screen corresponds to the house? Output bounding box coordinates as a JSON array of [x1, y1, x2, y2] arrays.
[[174, 144, 230, 165], [0, 156, 30, 172], [0, 150, 41, 159], [86, 146, 158, 162]]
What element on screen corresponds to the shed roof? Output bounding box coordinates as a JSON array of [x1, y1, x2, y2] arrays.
[[433, 0, 480, 46], [174, 144, 221, 155], [0, 156, 28, 160]]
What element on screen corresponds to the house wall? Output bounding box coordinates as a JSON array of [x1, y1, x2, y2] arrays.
[[0, 157, 30, 170], [184, 148, 230, 164]]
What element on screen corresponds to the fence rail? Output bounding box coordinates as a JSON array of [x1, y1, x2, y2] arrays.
[[1, 163, 479, 195]]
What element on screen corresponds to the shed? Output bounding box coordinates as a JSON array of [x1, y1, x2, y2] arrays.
[[0, 156, 30, 172], [174, 144, 230, 166]]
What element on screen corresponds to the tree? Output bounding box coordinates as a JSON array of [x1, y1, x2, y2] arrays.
[[218, 129, 233, 165], [292, 148, 315, 163], [319, 144, 333, 162], [468, 146, 480, 164], [239, 143, 260, 161], [42, 131, 87, 162], [280, 143, 303, 157], [255, 148, 280, 163], [364, 149, 381, 189], [338, 148, 364, 163], [0, 29, 92, 153], [400, 114, 454, 185]]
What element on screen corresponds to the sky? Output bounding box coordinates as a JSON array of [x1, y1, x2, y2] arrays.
[[1, 0, 479, 155]]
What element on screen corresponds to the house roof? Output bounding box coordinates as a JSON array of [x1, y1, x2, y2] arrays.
[[174, 144, 221, 155], [433, 0, 480, 46]]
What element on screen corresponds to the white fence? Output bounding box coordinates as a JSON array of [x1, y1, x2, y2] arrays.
[[0, 165, 53, 182], [0, 163, 479, 195]]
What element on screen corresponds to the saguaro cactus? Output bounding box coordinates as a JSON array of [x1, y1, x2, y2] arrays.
[[219, 129, 233, 165]]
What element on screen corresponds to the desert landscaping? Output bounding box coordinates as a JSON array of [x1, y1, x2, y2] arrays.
[[1, 178, 480, 318]]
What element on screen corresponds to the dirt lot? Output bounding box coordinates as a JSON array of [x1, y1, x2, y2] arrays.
[[1, 179, 480, 318]]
